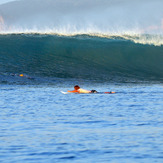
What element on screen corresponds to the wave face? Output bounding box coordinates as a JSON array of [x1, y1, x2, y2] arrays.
[[0, 34, 163, 83]]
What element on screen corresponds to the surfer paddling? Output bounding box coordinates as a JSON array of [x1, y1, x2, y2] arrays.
[[67, 85, 115, 94], [68, 85, 94, 93]]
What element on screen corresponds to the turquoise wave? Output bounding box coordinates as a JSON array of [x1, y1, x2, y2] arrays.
[[0, 34, 163, 83]]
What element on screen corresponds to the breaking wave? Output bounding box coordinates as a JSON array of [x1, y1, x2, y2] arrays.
[[0, 34, 163, 84]]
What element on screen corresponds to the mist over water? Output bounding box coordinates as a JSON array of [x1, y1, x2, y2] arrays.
[[0, 0, 163, 35]]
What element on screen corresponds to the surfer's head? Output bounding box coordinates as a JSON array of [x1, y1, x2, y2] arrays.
[[74, 85, 80, 90]]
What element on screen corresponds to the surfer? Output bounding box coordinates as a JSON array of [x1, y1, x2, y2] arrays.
[[67, 85, 115, 94], [67, 85, 97, 94]]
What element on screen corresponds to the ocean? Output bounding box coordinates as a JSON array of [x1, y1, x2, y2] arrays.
[[0, 33, 163, 163], [0, 83, 163, 163], [0, 0, 163, 162]]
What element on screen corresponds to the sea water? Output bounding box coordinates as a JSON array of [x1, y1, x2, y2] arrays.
[[0, 33, 163, 163], [0, 83, 163, 163], [1, 0, 163, 162]]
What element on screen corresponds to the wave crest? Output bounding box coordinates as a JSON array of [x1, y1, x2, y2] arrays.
[[0, 28, 163, 46]]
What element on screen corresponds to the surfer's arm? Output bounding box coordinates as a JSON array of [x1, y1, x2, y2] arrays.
[[67, 90, 78, 93]]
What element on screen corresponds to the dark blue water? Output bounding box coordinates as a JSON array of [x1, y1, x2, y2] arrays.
[[0, 83, 163, 162]]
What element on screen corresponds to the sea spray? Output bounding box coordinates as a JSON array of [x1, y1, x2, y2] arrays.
[[0, 0, 163, 35]]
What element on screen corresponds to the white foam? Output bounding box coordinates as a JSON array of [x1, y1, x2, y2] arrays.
[[0, 27, 163, 46]]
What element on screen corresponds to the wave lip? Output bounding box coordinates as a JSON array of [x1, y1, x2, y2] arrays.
[[0, 29, 163, 46]]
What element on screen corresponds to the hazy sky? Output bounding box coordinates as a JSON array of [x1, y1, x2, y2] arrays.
[[0, 0, 17, 5], [0, 0, 162, 35]]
